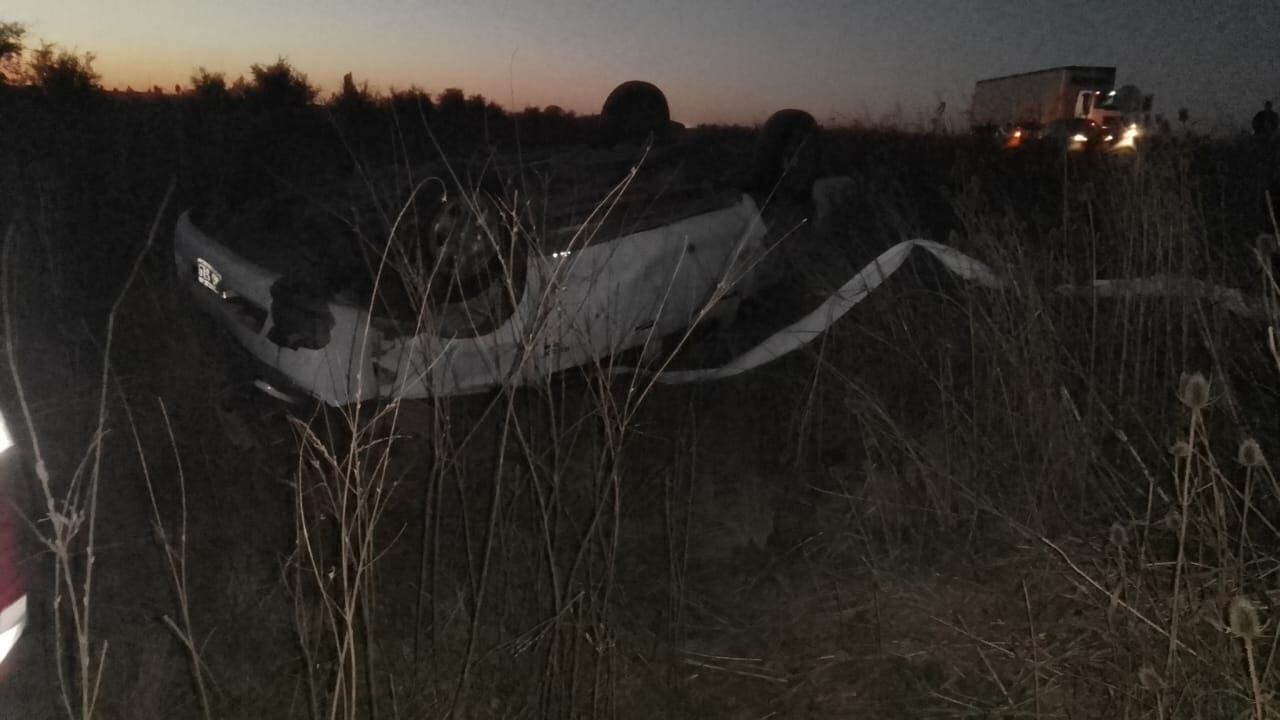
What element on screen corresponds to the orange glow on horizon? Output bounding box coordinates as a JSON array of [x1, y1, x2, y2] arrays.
[[94, 52, 749, 126], [11, 0, 1271, 132], [92, 57, 935, 129]]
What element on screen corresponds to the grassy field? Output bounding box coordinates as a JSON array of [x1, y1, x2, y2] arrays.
[[2, 88, 1280, 719]]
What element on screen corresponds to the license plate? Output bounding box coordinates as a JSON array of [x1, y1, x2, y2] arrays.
[[194, 258, 223, 295]]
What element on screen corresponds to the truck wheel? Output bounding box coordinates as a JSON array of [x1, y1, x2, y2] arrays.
[[751, 109, 822, 202], [601, 81, 671, 146]]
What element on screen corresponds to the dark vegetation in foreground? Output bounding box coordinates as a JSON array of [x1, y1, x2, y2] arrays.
[[3, 43, 1280, 720]]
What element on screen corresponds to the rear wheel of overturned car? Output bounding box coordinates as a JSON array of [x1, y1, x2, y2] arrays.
[[751, 109, 822, 202], [600, 80, 671, 146], [420, 190, 527, 337]]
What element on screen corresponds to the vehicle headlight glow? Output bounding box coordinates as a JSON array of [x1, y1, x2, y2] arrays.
[[1110, 124, 1141, 151], [0, 595, 26, 666], [1071, 133, 1089, 143]]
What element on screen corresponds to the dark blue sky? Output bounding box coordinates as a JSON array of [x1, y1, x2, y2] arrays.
[[8, 0, 1278, 129]]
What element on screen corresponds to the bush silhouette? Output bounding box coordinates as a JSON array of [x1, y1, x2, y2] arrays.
[[190, 66, 229, 106], [387, 86, 434, 121], [0, 21, 24, 85], [243, 57, 316, 112], [27, 42, 100, 97], [436, 87, 466, 116], [330, 72, 378, 127]]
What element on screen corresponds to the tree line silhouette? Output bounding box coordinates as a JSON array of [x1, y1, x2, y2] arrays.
[[0, 21, 594, 150]]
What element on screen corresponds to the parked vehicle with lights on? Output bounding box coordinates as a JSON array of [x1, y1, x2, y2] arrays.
[[972, 65, 1152, 151]]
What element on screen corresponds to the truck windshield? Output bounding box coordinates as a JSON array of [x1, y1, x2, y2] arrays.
[[1096, 89, 1143, 113], [1096, 93, 1121, 110]]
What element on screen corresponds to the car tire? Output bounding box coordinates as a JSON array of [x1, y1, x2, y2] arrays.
[[419, 188, 528, 337], [600, 81, 671, 147], [751, 109, 822, 203]]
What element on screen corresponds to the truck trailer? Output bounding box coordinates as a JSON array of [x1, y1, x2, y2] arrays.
[[971, 65, 1153, 148]]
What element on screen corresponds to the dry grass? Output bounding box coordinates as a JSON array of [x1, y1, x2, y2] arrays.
[[2, 111, 1279, 720]]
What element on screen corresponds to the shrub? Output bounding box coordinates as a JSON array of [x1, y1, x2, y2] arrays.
[[189, 66, 229, 106], [386, 85, 433, 120], [0, 21, 24, 84], [242, 57, 316, 112], [329, 72, 379, 129], [26, 41, 100, 97]]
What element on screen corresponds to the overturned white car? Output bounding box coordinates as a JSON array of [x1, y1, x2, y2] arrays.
[[175, 86, 829, 406], [175, 189, 771, 406]]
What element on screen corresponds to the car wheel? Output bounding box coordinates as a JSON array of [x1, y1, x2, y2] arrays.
[[420, 190, 527, 337], [600, 81, 671, 146], [751, 109, 822, 203], [426, 192, 504, 295]]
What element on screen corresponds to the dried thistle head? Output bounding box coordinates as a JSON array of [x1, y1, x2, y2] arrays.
[[1256, 232, 1279, 259], [1178, 372, 1211, 409], [1137, 665, 1163, 691], [1169, 440, 1192, 458], [1238, 438, 1265, 468], [1109, 522, 1128, 549], [1228, 596, 1262, 640]]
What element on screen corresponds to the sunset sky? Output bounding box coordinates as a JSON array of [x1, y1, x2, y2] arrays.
[[5, 0, 1279, 129]]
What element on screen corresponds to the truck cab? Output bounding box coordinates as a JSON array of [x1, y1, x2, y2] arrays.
[[1076, 85, 1154, 126], [1077, 85, 1153, 150]]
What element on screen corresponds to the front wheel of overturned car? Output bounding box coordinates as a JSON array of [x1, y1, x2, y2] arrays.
[[751, 109, 822, 204]]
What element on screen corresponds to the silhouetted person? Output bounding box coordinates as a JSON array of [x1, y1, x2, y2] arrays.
[[1254, 101, 1279, 144], [1251, 102, 1280, 233]]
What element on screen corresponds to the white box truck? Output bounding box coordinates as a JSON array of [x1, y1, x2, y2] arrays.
[[971, 66, 1153, 149]]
